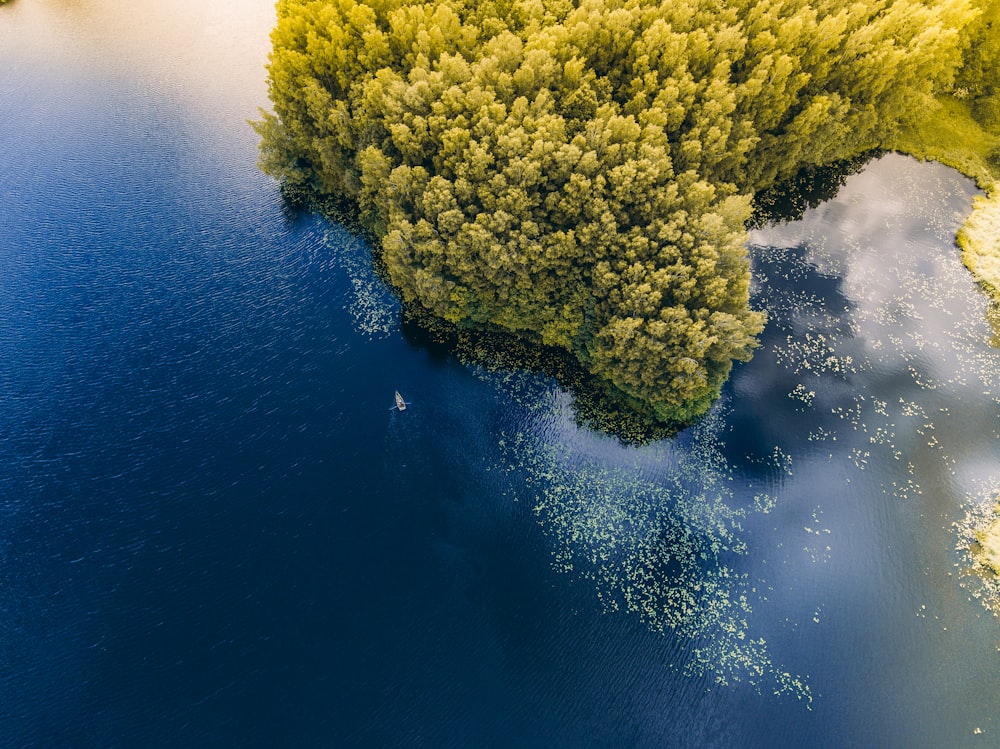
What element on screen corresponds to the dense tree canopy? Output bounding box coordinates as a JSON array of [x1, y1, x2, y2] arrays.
[[958, 0, 1000, 127], [256, 0, 981, 423]]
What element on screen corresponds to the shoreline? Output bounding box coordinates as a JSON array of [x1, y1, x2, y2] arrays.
[[887, 94, 1000, 307], [973, 501, 1000, 579]]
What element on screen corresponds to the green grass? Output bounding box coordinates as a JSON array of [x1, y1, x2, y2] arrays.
[[887, 94, 999, 189], [958, 190, 1000, 299]]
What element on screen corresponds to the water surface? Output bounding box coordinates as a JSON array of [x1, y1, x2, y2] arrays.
[[2, 2, 999, 747]]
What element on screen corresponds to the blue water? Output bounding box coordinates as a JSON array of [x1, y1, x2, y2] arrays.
[[3, 2, 1000, 747]]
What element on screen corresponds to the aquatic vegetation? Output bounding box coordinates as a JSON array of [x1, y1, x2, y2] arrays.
[[749, 155, 1000, 637], [749, 158, 991, 502], [323, 227, 400, 337], [442, 332, 812, 696], [495, 406, 811, 702]]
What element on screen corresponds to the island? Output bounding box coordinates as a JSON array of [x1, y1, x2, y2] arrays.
[[255, 0, 1000, 426]]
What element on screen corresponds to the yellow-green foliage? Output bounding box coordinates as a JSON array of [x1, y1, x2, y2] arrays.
[[889, 95, 1000, 190], [951, 1, 1000, 302], [257, 0, 980, 423], [959, 188, 1000, 296], [973, 501, 1000, 575], [956, 0, 1000, 129]]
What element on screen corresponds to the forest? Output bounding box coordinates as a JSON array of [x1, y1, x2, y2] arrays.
[[255, 0, 1000, 424]]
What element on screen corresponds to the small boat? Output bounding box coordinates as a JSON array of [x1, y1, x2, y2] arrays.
[[394, 391, 407, 411]]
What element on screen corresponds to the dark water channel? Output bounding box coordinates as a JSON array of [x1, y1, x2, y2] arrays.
[[2, 2, 999, 747]]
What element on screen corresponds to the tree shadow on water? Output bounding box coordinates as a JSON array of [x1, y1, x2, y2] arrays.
[[399, 309, 689, 445], [749, 150, 882, 228]]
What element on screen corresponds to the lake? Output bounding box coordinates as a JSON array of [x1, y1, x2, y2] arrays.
[[1, 1, 999, 747]]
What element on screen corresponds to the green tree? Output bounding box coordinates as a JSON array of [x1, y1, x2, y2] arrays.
[[958, 0, 1000, 127]]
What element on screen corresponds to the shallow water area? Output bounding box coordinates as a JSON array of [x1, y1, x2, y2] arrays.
[[2, 2, 1000, 747]]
